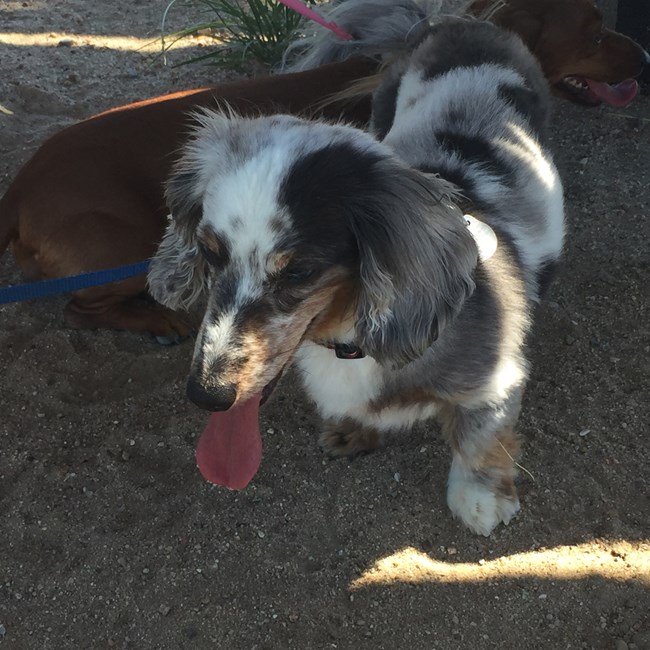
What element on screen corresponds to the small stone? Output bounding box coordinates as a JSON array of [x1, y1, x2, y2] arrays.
[[579, 429, 590, 437], [614, 640, 628, 650], [447, 546, 457, 555], [0, 624, 5, 637], [257, 530, 265, 538], [159, 605, 171, 616], [57, 38, 74, 47]]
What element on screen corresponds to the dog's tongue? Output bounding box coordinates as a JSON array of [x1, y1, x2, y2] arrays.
[[195, 394, 262, 490], [586, 78, 638, 107]]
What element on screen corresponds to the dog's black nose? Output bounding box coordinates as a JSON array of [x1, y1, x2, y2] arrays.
[[186, 375, 237, 411]]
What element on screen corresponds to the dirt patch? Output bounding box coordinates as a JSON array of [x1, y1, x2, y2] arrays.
[[0, 1, 648, 649]]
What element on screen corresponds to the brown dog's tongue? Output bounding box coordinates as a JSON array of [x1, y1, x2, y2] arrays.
[[195, 394, 262, 490], [586, 78, 638, 107]]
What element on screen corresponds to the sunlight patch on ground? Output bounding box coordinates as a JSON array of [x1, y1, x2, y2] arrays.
[[0, 31, 220, 53], [3, 0, 46, 9], [351, 541, 650, 589]]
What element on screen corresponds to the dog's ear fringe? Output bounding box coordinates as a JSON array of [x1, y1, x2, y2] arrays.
[[147, 220, 209, 311], [148, 111, 235, 310], [351, 164, 478, 367]]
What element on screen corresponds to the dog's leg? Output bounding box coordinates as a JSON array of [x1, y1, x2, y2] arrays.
[[27, 210, 192, 339], [64, 285, 192, 341], [440, 394, 523, 536], [319, 418, 383, 459]]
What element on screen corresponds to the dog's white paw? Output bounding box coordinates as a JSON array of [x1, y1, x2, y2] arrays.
[[446, 461, 520, 536]]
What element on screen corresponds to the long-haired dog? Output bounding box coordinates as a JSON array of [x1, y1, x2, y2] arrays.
[[149, 18, 565, 536]]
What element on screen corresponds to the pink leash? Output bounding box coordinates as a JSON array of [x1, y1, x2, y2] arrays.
[[277, 0, 353, 40]]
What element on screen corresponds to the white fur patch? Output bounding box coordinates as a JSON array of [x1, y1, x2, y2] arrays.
[[296, 344, 440, 431], [295, 343, 384, 421], [201, 142, 292, 291], [447, 457, 520, 537], [198, 311, 236, 366]]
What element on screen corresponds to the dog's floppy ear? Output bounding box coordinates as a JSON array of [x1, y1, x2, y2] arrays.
[[149, 109, 239, 309], [349, 163, 478, 367], [147, 167, 208, 310]]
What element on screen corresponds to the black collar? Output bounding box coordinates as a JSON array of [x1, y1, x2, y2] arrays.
[[325, 342, 365, 360]]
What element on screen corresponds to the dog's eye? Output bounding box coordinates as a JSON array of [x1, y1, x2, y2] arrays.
[[198, 243, 222, 267], [284, 266, 315, 283]]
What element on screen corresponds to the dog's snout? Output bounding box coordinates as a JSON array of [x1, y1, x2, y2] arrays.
[[186, 375, 237, 412]]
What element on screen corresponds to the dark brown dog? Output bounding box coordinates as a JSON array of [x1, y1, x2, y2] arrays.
[[0, 0, 647, 338], [0, 59, 375, 339], [470, 0, 649, 104]]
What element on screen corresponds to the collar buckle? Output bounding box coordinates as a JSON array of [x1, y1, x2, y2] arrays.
[[325, 342, 365, 359]]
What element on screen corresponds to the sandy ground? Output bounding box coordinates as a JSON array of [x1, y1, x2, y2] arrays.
[[0, 1, 649, 649]]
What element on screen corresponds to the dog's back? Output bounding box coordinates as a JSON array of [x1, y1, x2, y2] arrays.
[[375, 20, 565, 301]]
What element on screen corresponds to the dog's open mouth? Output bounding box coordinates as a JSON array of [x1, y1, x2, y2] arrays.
[[558, 76, 638, 107], [194, 372, 283, 490]]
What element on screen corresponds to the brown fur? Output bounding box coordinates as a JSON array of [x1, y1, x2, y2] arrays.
[[468, 0, 647, 101], [319, 419, 383, 458], [305, 277, 359, 343]]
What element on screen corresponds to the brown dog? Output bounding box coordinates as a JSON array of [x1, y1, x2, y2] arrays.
[[0, 0, 647, 338], [0, 59, 375, 339], [470, 0, 649, 104]]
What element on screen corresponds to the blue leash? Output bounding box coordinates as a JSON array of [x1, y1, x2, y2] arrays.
[[0, 260, 151, 305]]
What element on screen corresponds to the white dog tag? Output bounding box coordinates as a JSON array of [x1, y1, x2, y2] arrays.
[[464, 214, 497, 262]]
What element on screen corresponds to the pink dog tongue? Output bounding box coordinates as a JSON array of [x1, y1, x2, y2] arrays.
[[195, 394, 262, 490], [586, 78, 638, 107]]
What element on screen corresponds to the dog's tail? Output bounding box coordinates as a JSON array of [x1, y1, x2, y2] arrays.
[[281, 0, 473, 72]]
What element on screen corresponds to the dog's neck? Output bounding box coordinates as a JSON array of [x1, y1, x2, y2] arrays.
[[324, 342, 365, 359], [311, 214, 496, 359]]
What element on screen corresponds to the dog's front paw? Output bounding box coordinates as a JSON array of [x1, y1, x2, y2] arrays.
[[319, 422, 382, 459], [446, 461, 520, 536]]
